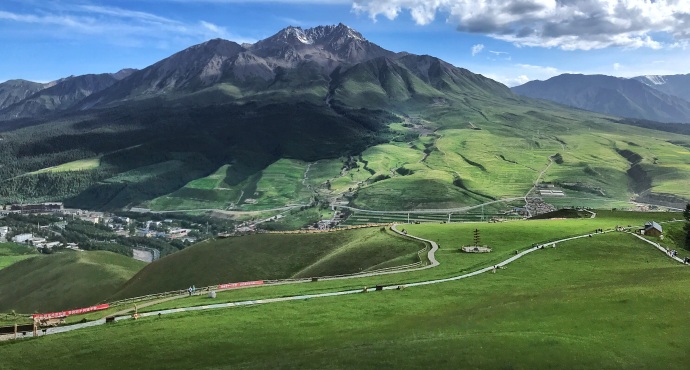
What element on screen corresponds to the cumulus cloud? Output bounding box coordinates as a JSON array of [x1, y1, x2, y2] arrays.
[[471, 43, 484, 56], [613, 62, 621, 70], [352, 0, 690, 50]]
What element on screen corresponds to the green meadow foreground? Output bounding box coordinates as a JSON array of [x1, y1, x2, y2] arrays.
[[0, 213, 689, 369]]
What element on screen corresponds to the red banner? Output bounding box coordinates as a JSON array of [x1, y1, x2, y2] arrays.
[[31, 304, 110, 319], [217, 280, 264, 290]]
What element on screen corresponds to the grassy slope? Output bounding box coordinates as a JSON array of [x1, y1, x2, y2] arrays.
[[149, 159, 314, 211], [136, 211, 681, 313], [0, 243, 38, 270], [0, 251, 146, 313], [352, 104, 690, 210], [1, 220, 688, 368], [111, 228, 423, 300], [29, 157, 101, 174]]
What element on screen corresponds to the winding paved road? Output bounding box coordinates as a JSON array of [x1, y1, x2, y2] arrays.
[[336, 197, 524, 215]]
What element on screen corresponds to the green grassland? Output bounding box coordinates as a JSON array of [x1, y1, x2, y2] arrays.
[[0, 243, 38, 270], [29, 157, 101, 174], [0, 251, 146, 313], [1, 216, 688, 369], [352, 113, 690, 211], [110, 227, 424, 300], [131, 211, 681, 312], [247, 159, 313, 209], [149, 159, 314, 212]]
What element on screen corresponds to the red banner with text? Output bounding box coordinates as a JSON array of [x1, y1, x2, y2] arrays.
[[217, 280, 264, 290], [31, 304, 110, 319]]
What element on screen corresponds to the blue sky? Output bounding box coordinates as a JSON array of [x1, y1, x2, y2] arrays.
[[1, 0, 689, 86]]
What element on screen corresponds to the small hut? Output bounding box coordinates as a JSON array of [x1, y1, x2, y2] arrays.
[[641, 221, 663, 237]]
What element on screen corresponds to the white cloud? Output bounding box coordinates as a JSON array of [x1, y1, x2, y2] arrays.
[[486, 63, 567, 86], [484, 73, 530, 87], [514, 75, 530, 85], [352, 0, 690, 50], [0, 4, 247, 48], [471, 43, 484, 56], [516, 64, 560, 75], [613, 63, 621, 71], [200, 21, 230, 38]]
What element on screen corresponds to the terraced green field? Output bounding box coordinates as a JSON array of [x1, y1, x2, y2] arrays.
[[348, 104, 690, 211], [149, 159, 315, 212]]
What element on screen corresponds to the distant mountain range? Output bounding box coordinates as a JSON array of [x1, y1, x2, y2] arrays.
[[512, 73, 690, 123]]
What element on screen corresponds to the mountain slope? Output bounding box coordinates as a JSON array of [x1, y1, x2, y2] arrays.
[[0, 251, 145, 313], [512, 74, 690, 123], [81, 24, 396, 109], [0, 79, 47, 111], [0, 70, 135, 120], [331, 54, 513, 109], [634, 74, 690, 102]]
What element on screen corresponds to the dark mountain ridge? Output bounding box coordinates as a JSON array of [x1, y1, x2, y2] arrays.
[[0, 79, 47, 111], [0, 69, 136, 121]]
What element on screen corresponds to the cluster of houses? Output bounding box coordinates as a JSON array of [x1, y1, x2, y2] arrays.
[[9, 232, 81, 251], [134, 222, 193, 241], [1, 203, 201, 247]]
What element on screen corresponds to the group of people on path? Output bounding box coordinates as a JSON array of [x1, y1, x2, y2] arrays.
[[187, 285, 196, 296]]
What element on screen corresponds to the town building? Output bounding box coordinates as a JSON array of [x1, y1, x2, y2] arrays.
[[12, 233, 33, 243], [641, 221, 663, 237]]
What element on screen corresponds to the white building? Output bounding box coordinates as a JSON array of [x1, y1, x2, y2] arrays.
[[12, 233, 33, 243], [44, 241, 62, 249]]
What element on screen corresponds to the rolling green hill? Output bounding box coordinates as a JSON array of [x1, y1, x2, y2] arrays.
[[0, 251, 146, 313], [1, 219, 688, 368], [0, 243, 38, 270], [111, 227, 424, 300]]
